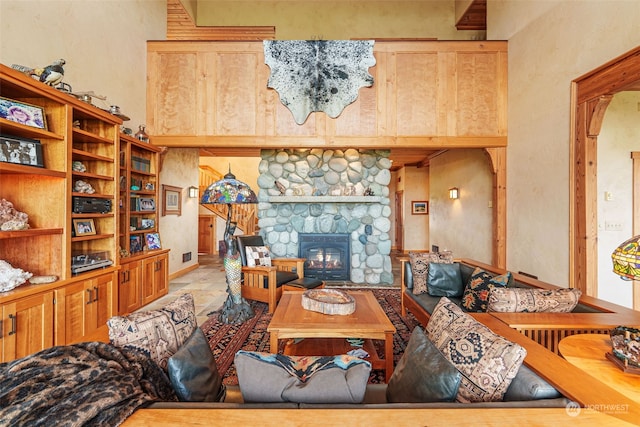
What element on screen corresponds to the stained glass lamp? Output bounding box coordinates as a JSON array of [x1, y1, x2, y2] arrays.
[[611, 235, 640, 281], [201, 168, 258, 324]]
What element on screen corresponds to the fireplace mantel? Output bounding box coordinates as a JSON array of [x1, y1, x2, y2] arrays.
[[268, 196, 383, 203]]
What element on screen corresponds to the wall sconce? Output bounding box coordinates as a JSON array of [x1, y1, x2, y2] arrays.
[[188, 186, 199, 199], [449, 187, 459, 199]]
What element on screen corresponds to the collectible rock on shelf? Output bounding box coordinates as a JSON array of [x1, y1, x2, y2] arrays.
[[0, 260, 33, 292], [0, 198, 29, 231]]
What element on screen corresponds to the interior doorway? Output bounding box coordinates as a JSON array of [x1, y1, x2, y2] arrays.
[[571, 46, 640, 308]]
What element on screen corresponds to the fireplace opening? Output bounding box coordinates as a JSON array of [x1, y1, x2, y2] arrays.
[[299, 233, 350, 281]]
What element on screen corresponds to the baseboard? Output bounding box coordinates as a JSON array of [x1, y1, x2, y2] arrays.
[[169, 262, 200, 280]]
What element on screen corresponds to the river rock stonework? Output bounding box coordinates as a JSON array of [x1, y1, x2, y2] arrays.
[[257, 149, 393, 285]]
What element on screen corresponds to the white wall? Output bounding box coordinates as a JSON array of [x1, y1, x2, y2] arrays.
[[597, 91, 640, 308], [429, 149, 492, 263], [401, 166, 430, 251], [488, 1, 640, 306], [160, 148, 200, 275]]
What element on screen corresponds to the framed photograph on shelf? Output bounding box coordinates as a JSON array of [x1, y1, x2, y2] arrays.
[[141, 218, 155, 229], [411, 201, 428, 215], [139, 197, 155, 212], [162, 185, 182, 216], [0, 135, 44, 167], [130, 235, 143, 253], [0, 97, 47, 130], [145, 232, 161, 250], [72, 219, 96, 236]]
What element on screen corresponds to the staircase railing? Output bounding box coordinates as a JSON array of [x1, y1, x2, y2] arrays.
[[198, 165, 258, 235]]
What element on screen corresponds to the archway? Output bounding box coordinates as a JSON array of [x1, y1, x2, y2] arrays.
[[570, 46, 640, 308]]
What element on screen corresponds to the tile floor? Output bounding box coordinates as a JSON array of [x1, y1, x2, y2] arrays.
[[141, 252, 403, 326]]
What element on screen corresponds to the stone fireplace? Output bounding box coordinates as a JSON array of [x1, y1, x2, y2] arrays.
[[256, 148, 393, 285]]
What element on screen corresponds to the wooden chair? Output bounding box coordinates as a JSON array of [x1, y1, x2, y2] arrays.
[[236, 235, 324, 313]]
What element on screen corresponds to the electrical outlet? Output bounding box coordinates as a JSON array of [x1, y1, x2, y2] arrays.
[[604, 221, 623, 231]]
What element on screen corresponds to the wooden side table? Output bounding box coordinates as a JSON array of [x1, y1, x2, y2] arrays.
[[558, 334, 640, 403]]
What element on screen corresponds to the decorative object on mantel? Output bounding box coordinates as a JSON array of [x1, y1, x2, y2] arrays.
[[0, 198, 29, 231], [264, 40, 376, 124], [301, 288, 356, 315], [201, 168, 258, 324], [611, 235, 640, 281], [0, 260, 32, 292], [135, 124, 149, 142], [11, 58, 65, 86], [607, 326, 640, 374]]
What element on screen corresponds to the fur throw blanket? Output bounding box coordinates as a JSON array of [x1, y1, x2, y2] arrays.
[[0, 341, 177, 426]]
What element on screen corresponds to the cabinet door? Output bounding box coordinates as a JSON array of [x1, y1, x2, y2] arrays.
[[56, 281, 91, 345], [1, 292, 54, 363], [141, 257, 157, 305], [154, 253, 169, 298], [118, 261, 142, 315], [92, 272, 116, 330]]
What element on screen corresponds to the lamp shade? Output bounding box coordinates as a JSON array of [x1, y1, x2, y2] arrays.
[[200, 170, 258, 205], [611, 235, 640, 281]]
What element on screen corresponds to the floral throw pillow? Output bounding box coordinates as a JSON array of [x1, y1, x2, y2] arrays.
[[487, 287, 582, 313], [461, 267, 511, 312], [409, 251, 453, 295], [426, 297, 527, 402]]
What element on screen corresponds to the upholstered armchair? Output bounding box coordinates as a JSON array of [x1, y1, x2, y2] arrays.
[[236, 235, 324, 313]]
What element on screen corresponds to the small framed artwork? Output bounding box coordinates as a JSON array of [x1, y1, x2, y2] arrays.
[[139, 197, 155, 212], [73, 219, 96, 236], [0, 135, 44, 167], [162, 185, 182, 216], [145, 232, 161, 250], [0, 97, 47, 130], [141, 218, 155, 229], [411, 200, 428, 215], [130, 235, 143, 253]]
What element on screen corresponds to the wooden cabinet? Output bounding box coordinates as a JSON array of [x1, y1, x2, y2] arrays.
[[142, 252, 169, 305], [146, 41, 507, 149], [118, 260, 142, 314], [54, 271, 117, 345], [0, 292, 54, 362], [118, 250, 169, 315]]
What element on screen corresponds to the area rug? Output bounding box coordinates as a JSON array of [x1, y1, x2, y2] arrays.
[[200, 288, 421, 385]]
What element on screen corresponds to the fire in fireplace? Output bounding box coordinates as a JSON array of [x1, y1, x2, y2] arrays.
[[299, 233, 350, 281]]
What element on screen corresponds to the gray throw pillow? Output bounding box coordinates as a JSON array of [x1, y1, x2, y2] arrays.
[[386, 326, 461, 403], [427, 262, 463, 297], [235, 351, 371, 403], [167, 328, 226, 402]]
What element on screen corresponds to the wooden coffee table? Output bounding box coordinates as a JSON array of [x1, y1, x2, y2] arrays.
[[268, 290, 396, 382]]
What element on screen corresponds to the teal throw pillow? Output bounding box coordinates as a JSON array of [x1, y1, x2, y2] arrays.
[[427, 262, 463, 297], [386, 326, 461, 403]]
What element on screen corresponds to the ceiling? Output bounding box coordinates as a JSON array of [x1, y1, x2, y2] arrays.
[[199, 147, 439, 171]]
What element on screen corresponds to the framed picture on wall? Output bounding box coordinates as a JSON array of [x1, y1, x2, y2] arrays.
[[162, 184, 182, 216], [411, 201, 428, 215]]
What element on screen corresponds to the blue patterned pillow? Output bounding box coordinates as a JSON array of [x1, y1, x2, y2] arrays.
[[234, 351, 371, 403], [461, 267, 512, 312], [426, 297, 527, 402]]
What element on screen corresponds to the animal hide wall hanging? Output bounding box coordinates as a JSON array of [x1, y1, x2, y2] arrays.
[[263, 40, 376, 125]]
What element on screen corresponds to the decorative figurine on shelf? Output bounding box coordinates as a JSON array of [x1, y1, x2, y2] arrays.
[[0, 260, 33, 292], [135, 125, 149, 142], [364, 187, 374, 196], [0, 199, 29, 231], [11, 58, 66, 86], [74, 180, 95, 194], [72, 161, 86, 172]]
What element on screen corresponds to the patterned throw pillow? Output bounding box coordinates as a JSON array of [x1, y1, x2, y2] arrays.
[[426, 297, 527, 403], [235, 351, 371, 403], [245, 246, 272, 267], [108, 293, 197, 371], [461, 267, 512, 312], [409, 251, 453, 295], [487, 287, 582, 313]]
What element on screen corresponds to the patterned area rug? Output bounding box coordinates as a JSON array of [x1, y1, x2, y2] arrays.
[[200, 288, 420, 385]]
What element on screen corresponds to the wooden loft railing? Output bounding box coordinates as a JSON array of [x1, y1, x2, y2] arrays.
[[198, 165, 258, 235]]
